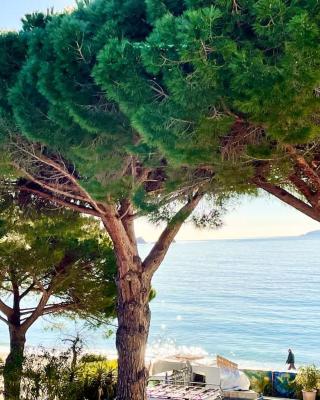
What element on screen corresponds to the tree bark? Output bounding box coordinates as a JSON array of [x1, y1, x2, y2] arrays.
[[3, 327, 26, 400], [101, 206, 151, 400], [252, 176, 320, 222], [108, 194, 204, 399], [116, 259, 151, 400]]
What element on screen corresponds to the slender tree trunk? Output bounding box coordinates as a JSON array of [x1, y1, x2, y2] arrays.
[[115, 259, 151, 400], [3, 327, 26, 400]]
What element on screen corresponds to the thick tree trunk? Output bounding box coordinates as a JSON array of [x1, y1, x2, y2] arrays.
[[116, 263, 151, 400], [3, 327, 26, 400], [102, 196, 203, 399]]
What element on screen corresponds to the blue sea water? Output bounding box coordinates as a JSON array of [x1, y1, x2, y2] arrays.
[[0, 238, 319, 369]]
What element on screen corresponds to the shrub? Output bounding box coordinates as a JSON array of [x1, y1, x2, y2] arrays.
[[21, 350, 81, 400], [18, 351, 118, 400], [295, 366, 320, 392], [80, 353, 108, 363], [77, 360, 117, 400]]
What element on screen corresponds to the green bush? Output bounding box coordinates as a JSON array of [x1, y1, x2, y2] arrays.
[[18, 350, 117, 400], [21, 350, 81, 400], [77, 360, 117, 400], [80, 353, 108, 363], [295, 366, 320, 392]]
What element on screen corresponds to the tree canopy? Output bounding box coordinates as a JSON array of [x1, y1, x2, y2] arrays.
[[0, 0, 320, 220], [0, 2, 221, 212], [0, 191, 117, 327]]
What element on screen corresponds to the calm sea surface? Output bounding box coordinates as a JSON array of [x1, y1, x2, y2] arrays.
[[0, 238, 319, 369]]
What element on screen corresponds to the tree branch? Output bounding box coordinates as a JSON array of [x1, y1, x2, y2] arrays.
[[20, 303, 74, 321], [48, 253, 77, 291], [0, 299, 12, 317], [118, 199, 138, 251], [0, 315, 9, 326], [14, 163, 89, 204], [285, 145, 320, 189], [101, 204, 138, 278], [19, 281, 36, 300], [19, 309, 36, 316], [252, 176, 320, 222], [143, 192, 204, 276], [42, 302, 74, 315], [288, 173, 319, 208], [19, 186, 101, 217], [11, 140, 107, 215], [21, 291, 50, 332], [34, 153, 107, 215]]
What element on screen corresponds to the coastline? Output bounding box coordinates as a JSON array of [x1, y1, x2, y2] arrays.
[[0, 344, 303, 373]]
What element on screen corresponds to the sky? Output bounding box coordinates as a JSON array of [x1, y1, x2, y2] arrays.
[[1, 1, 320, 240], [1, 0, 72, 30]]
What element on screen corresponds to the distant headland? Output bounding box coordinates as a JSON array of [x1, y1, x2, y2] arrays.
[[137, 237, 176, 244], [300, 230, 320, 238], [137, 231, 320, 243]]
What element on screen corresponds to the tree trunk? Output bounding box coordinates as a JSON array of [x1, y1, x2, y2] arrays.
[[102, 196, 202, 399], [116, 262, 151, 400], [3, 327, 26, 400]]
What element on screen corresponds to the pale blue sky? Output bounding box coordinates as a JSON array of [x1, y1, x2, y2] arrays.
[[2, 1, 319, 239], [1, 0, 74, 30]]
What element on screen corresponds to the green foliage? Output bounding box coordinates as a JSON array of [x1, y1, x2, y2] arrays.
[[1, 0, 320, 216], [80, 353, 108, 363], [0, 191, 117, 324], [149, 287, 157, 302], [19, 348, 117, 400], [191, 208, 223, 229], [0, 31, 26, 125], [21, 349, 79, 400], [21, 12, 53, 32], [0, 1, 222, 209], [77, 360, 117, 399], [295, 365, 320, 392]]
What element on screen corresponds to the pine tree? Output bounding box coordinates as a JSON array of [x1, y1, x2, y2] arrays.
[[0, 6, 222, 399], [0, 190, 116, 400]]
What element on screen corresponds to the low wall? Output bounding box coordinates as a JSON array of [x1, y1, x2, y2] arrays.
[[242, 369, 297, 398]]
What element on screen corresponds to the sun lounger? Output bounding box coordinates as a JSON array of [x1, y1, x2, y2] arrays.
[[147, 384, 223, 400]]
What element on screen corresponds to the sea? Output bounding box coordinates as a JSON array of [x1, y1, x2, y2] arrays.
[[0, 237, 319, 370]]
